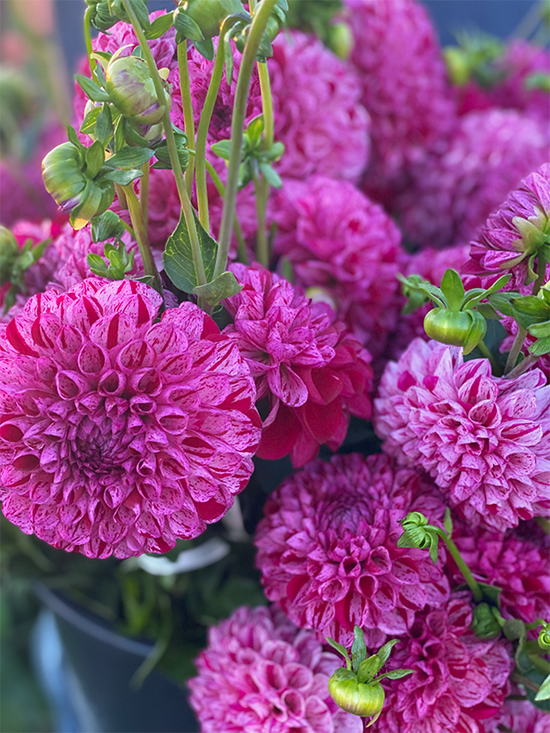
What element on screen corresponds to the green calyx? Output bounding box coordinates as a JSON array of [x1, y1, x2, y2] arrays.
[[511, 211, 550, 282], [174, 0, 246, 41], [105, 55, 169, 126], [538, 622, 550, 652], [399, 268, 510, 355], [326, 628, 412, 724], [86, 0, 151, 32]]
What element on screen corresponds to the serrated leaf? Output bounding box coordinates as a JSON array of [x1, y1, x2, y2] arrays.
[[85, 141, 106, 179], [95, 104, 113, 146], [145, 12, 174, 39], [193, 271, 243, 307], [80, 105, 102, 135], [443, 507, 453, 537], [535, 673, 550, 702], [75, 73, 111, 103], [376, 639, 398, 669], [91, 211, 125, 243], [513, 295, 550, 321], [440, 269, 464, 311], [194, 38, 215, 61], [351, 626, 367, 672], [377, 669, 414, 681], [529, 336, 550, 357], [488, 292, 517, 317], [325, 637, 351, 669], [102, 168, 143, 185], [105, 147, 155, 170], [259, 162, 282, 188], [163, 210, 218, 294], [357, 655, 381, 684], [87, 253, 109, 276], [211, 140, 232, 160], [174, 10, 205, 42]]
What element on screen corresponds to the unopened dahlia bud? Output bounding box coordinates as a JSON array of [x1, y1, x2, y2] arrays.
[[472, 603, 501, 640], [424, 308, 486, 349], [329, 671, 385, 718], [85, 0, 118, 31], [0, 227, 19, 286], [538, 622, 550, 651], [42, 142, 87, 211], [105, 56, 169, 126], [327, 22, 353, 60], [177, 0, 246, 40]]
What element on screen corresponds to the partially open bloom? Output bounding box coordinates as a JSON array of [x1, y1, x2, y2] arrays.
[[187, 604, 363, 733], [375, 597, 513, 733], [0, 279, 261, 558], [272, 176, 402, 360], [223, 264, 373, 467], [374, 338, 550, 530], [255, 453, 449, 647]]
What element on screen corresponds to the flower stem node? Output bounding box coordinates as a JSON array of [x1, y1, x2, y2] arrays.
[[105, 55, 170, 126]]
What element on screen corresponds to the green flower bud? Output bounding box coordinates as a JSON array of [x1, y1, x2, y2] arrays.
[[0, 227, 20, 286], [105, 56, 169, 126], [424, 309, 477, 346], [42, 143, 88, 211], [327, 22, 353, 61], [178, 0, 246, 40], [472, 603, 501, 640], [538, 623, 550, 651], [329, 669, 385, 718], [443, 47, 471, 86], [86, 0, 119, 31]]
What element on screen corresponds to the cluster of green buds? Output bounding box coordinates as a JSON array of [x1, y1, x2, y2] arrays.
[[326, 628, 412, 726], [85, 0, 151, 32], [443, 30, 504, 88], [399, 268, 510, 355], [0, 226, 51, 314]]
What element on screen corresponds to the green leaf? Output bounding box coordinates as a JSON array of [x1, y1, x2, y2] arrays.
[[105, 147, 155, 170], [377, 669, 414, 681], [488, 292, 517, 317], [512, 295, 550, 321], [114, 117, 126, 153], [428, 535, 440, 565], [66, 125, 85, 152], [357, 655, 381, 684], [478, 582, 502, 608], [145, 13, 174, 40], [265, 141, 285, 162], [247, 115, 264, 148], [163, 210, 218, 294], [376, 639, 398, 669], [528, 320, 550, 338], [194, 38, 215, 61], [224, 28, 235, 86], [80, 105, 102, 135], [462, 310, 487, 355], [87, 253, 109, 277], [102, 169, 143, 185], [91, 210, 126, 243], [529, 336, 550, 357], [443, 507, 453, 537], [75, 73, 111, 103], [535, 673, 550, 702], [325, 637, 351, 670], [475, 302, 501, 320], [193, 271, 243, 307], [85, 141, 106, 179], [351, 626, 367, 672], [440, 269, 464, 311], [95, 104, 114, 146], [211, 140, 232, 160], [259, 162, 282, 188], [174, 10, 205, 42]]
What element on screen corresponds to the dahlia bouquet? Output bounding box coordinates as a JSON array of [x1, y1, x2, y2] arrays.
[[1, 0, 550, 731]]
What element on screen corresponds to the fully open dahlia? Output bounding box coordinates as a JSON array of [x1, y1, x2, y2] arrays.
[[188, 604, 363, 733], [374, 338, 550, 530], [223, 264, 373, 467], [0, 279, 261, 558], [255, 453, 449, 647]]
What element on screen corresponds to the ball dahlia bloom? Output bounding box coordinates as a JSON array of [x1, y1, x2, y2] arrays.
[[375, 597, 512, 733], [394, 110, 550, 250], [188, 604, 363, 733], [223, 264, 373, 467], [271, 176, 402, 361], [255, 453, 450, 647], [0, 279, 261, 558], [374, 338, 550, 530], [346, 0, 456, 198]]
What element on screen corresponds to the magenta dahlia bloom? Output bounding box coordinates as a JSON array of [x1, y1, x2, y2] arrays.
[[465, 163, 550, 289], [271, 176, 402, 361], [255, 453, 450, 647], [223, 264, 373, 467], [375, 596, 512, 733], [393, 109, 550, 250], [188, 604, 363, 733], [0, 279, 261, 558], [346, 0, 456, 199], [374, 338, 550, 530], [486, 698, 550, 733]]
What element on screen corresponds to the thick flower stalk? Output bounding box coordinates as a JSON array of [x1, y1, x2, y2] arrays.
[[0, 279, 261, 558], [374, 338, 550, 530], [223, 264, 373, 467], [187, 604, 363, 733], [255, 453, 450, 647]]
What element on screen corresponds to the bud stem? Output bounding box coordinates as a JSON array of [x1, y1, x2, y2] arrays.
[[123, 184, 163, 298], [504, 325, 528, 375], [436, 529, 483, 603], [177, 41, 196, 198], [84, 7, 97, 75], [216, 0, 279, 278], [252, 169, 269, 267], [140, 160, 150, 231]]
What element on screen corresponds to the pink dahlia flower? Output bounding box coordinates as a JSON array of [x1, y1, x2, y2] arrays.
[[223, 264, 373, 467], [465, 163, 550, 289], [374, 338, 550, 530], [394, 110, 550, 250], [188, 604, 363, 733], [0, 279, 261, 558], [486, 697, 550, 733], [346, 0, 456, 199], [375, 597, 512, 733], [271, 176, 402, 361], [255, 453, 450, 647]]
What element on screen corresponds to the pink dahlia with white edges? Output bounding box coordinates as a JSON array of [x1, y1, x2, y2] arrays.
[[346, 0, 456, 199], [271, 176, 402, 361], [223, 264, 373, 467], [374, 597, 512, 733], [255, 453, 450, 647], [188, 604, 363, 733], [394, 109, 550, 250], [374, 338, 550, 531], [0, 279, 261, 559]]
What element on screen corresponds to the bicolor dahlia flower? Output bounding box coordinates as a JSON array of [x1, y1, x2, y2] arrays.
[[346, 0, 456, 198], [255, 453, 450, 647], [271, 176, 402, 361], [394, 110, 550, 250], [223, 264, 373, 467], [375, 596, 512, 733], [188, 604, 363, 733], [374, 338, 550, 530], [0, 279, 261, 558]]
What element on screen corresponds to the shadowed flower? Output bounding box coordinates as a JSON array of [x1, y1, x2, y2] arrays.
[[188, 604, 363, 733], [0, 279, 261, 558], [255, 453, 449, 647], [374, 338, 550, 530], [485, 697, 550, 733], [223, 264, 373, 467]]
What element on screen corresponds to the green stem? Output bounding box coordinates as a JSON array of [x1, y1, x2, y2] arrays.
[[510, 672, 540, 694], [436, 530, 483, 603], [195, 36, 226, 232], [115, 182, 128, 210], [257, 61, 274, 147], [252, 170, 269, 267], [84, 7, 97, 75], [123, 185, 163, 298], [177, 41, 196, 198], [528, 654, 550, 674], [122, 0, 206, 288], [504, 325, 528, 374], [476, 340, 501, 375], [215, 0, 279, 278], [140, 160, 150, 231], [533, 253, 547, 296], [505, 354, 538, 380]]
